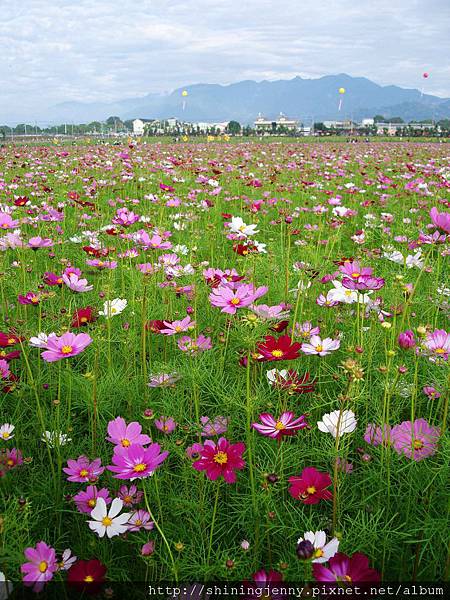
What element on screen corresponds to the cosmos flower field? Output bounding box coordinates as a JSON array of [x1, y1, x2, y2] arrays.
[[0, 139, 449, 593]]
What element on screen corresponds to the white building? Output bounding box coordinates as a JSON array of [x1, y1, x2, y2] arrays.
[[132, 119, 145, 135], [254, 112, 299, 132], [362, 118, 375, 126]]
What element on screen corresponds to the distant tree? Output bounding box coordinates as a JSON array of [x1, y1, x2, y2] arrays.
[[388, 117, 404, 123], [271, 121, 277, 134], [226, 120, 241, 135], [313, 122, 326, 131], [373, 115, 385, 123]]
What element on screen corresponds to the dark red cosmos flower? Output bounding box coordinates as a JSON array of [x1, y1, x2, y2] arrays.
[[257, 335, 301, 362], [288, 467, 333, 504], [14, 196, 29, 206], [83, 246, 110, 258], [0, 349, 21, 361], [145, 320, 167, 333], [71, 307, 97, 328], [233, 243, 258, 256], [270, 320, 289, 333], [0, 333, 24, 347], [273, 370, 316, 394], [67, 559, 107, 593], [313, 552, 380, 583], [221, 213, 232, 219]]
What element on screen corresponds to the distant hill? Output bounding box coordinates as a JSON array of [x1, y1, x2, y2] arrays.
[[47, 74, 450, 124]]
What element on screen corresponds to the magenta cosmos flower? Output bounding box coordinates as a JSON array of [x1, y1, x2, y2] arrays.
[[252, 412, 308, 439], [391, 418, 440, 461], [41, 332, 93, 362], [313, 552, 380, 583], [63, 456, 105, 483], [209, 283, 268, 314], [21, 541, 58, 592], [364, 423, 393, 447], [108, 443, 168, 480], [160, 316, 195, 335], [106, 417, 151, 448], [177, 334, 212, 354], [339, 261, 373, 280], [193, 437, 246, 484], [430, 207, 450, 234], [423, 329, 449, 362], [73, 485, 111, 514], [288, 467, 332, 504]]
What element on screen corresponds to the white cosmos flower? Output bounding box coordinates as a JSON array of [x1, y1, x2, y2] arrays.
[[266, 369, 289, 385], [228, 216, 259, 238], [29, 332, 56, 348], [328, 280, 372, 304], [0, 423, 14, 441], [41, 430, 71, 447], [88, 498, 130, 539], [297, 530, 340, 563], [405, 250, 424, 269], [99, 298, 127, 318], [317, 409, 357, 438]]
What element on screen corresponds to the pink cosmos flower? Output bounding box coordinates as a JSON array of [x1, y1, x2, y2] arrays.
[[302, 335, 340, 356], [209, 283, 268, 314], [200, 416, 229, 437], [73, 485, 111, 514], [186, 442, 204, 460], [364, 423, 393, 447], [339, 261, 373, 280], [18, 291, 41, 305], [108, 442, 169, 480], [312, 552, 380, 582], [62, 272, 94, 293], [41, 332, 93, 362], [422, 329, 449, 362], [430, 207, 450, 234], [86, 259, 117, 269], [0, 212, 19, 229], [391, 418, 440, 461], [112, 207, 140, 226], [160, 316, 195, 335], [154, 416, 177, 434], [294, 321, 320, 339], [127, 510, 154, 532], [0, 359, 10, 379], [250, 304, 290, 320], [342, 275, 385, 291], [398, 330, 416, 349], [118, 484, 143, 507], [141, 232, 172, 250], [28, 236, 54, 249], [21, 541, 58, 592], [106, 417, 151, 448], [252, 412, 309, 439], [423, 386, 441, 400], [63, 456, 105, 483], [177, 334, 212, 354], [193, 437, 246, 484], [137, 263, 157, 275]]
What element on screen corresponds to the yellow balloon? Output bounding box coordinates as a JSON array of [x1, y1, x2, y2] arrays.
[[182, 90, 188, 97], [339, 87, 346, 94]]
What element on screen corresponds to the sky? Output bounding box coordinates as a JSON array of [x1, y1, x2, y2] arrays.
[[1, 0, 449, 122]]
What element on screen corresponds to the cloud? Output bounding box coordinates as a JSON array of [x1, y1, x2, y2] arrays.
[[0, 0, 449, 122]]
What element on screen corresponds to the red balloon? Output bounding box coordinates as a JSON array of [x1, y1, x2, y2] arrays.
[[423, 72, 429, 78]]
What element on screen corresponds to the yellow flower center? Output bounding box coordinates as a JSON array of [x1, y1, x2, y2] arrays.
[[230, 297, 240, 305], [6, 459, 14, 466], [79, 469, 89, 477], [344, 575, 352, 583], [271, 349, 283, 358], [80, 316, 88, 323], [351, 272, 360, 278], [413, 440, 424, 450], [435, 348, 445, 354], [102, 517, 113, 527], [175, 325, 183, 332], [315, 345, 323, 353], [133, 462, 147, 472], [213, 451, 228, 464], [61, 345, 73, 354], [39, 561, 48, 573], [306, 486, 316, 495], [275, 421, 286, 431], [314, 548, 324, 558], [124, 495, 132, 504], [2, 432, 10, 439], [88, 499, 96, 508], [7, 338, 16, 345], [31, 297, 39, 303], [121, 438, 131, 447], [84, 575, 94, 583], [111, 307, 117, 314], [135, 519, 142, 526]]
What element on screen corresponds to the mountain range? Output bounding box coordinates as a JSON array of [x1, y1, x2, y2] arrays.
[[46, 74, 450, 124]]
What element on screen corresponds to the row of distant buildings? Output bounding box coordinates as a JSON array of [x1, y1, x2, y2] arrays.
[[132, 114, 442, 137]]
